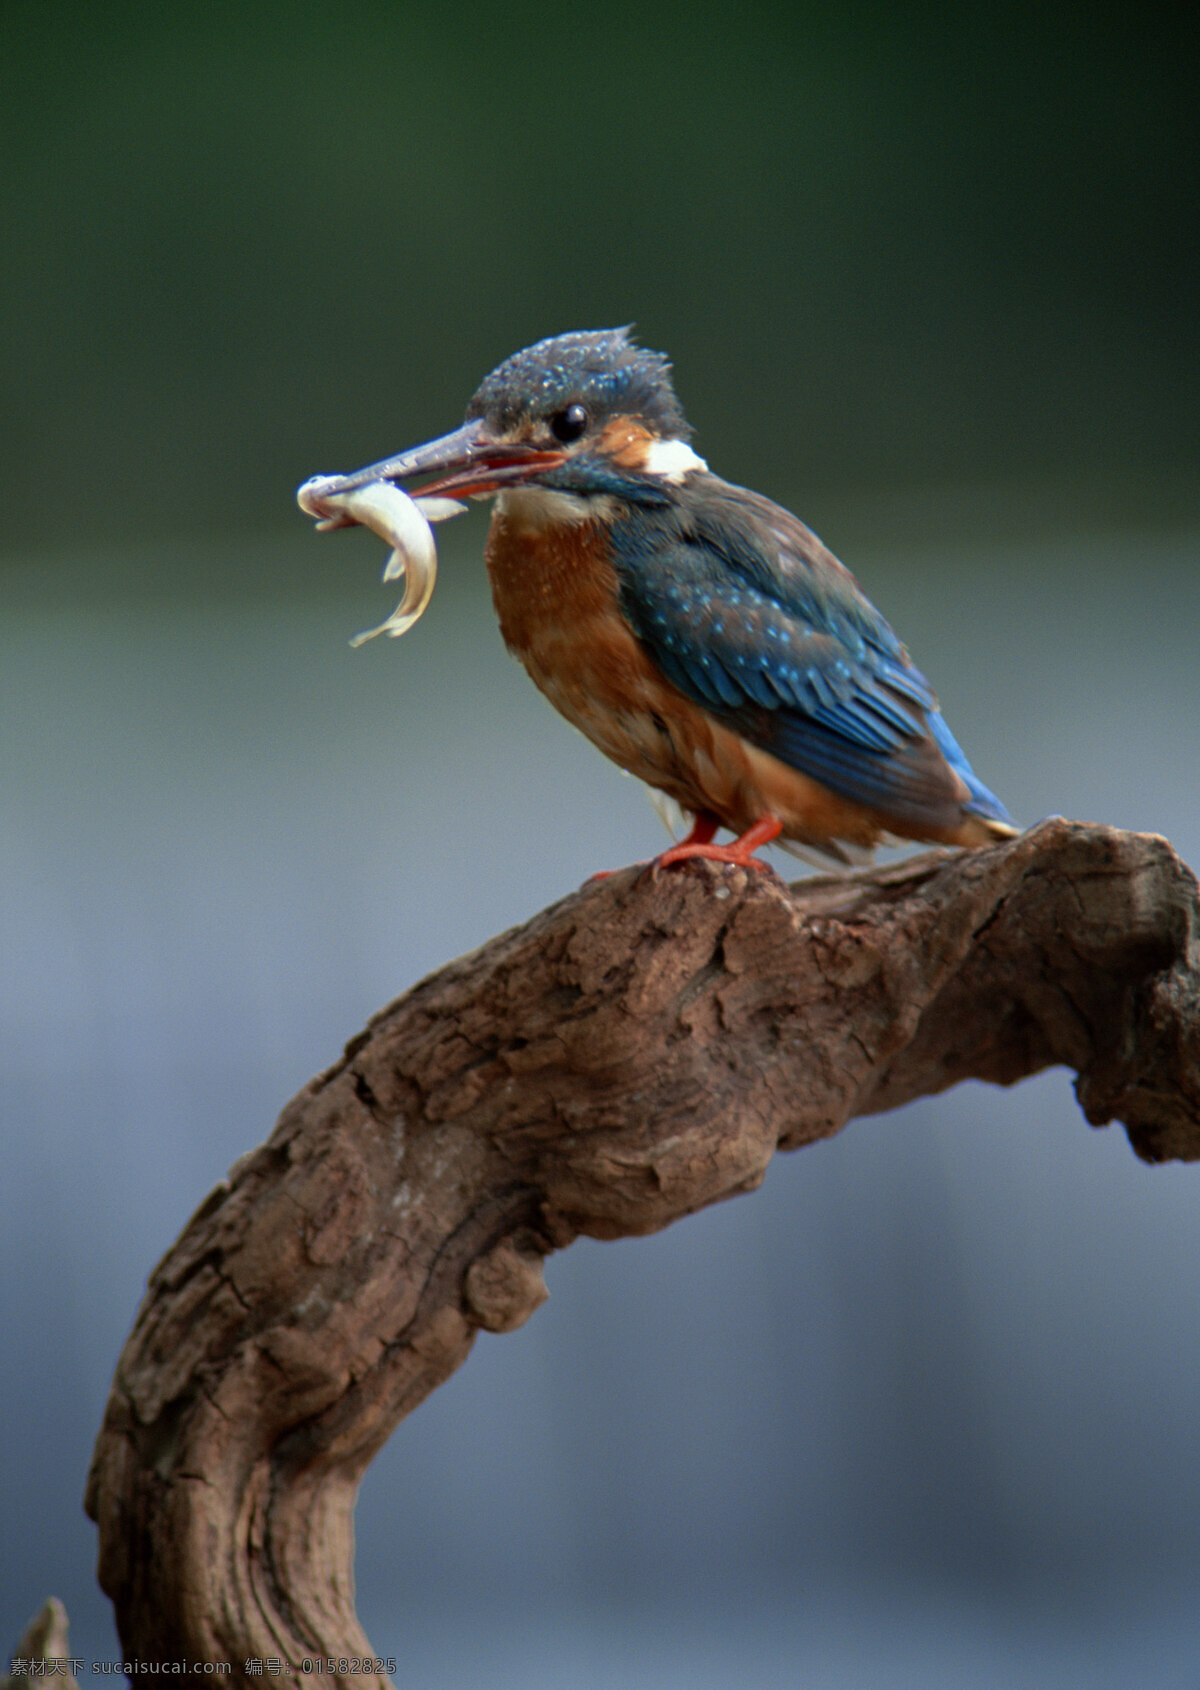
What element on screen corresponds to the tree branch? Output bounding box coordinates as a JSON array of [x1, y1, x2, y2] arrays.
[[85, 819, 1200, 1683]]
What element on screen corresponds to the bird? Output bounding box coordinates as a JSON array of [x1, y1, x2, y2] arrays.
[[318, 327, 1017, 870]]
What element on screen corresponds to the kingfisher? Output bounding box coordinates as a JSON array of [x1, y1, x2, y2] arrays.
[[319, 328, 1016, 869]]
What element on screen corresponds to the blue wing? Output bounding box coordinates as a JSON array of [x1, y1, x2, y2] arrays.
[[610, 477, 1012, 834]]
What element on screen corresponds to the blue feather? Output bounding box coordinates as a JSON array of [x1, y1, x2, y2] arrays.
[[608, 481, 1015, 832], [926, 709, 1012, 824]]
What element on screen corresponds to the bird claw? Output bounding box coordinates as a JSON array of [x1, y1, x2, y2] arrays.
[[654, 844, 776, 873], [583, 814, 782, 885], [653, 815, 784, 876]]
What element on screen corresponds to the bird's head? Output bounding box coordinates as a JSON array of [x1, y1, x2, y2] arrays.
[[320, 328, 706, 509]]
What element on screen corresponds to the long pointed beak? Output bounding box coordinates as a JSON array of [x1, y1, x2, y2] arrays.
[[313, 418, 567, 500]]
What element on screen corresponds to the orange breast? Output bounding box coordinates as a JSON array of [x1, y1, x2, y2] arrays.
[[485, 500, 689, 782]]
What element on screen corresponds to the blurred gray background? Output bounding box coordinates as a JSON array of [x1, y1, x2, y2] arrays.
[[3, 3, 1199, 1685]]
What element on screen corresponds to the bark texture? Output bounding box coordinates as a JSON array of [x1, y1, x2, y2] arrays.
[[85, 819, 1200, 1684]]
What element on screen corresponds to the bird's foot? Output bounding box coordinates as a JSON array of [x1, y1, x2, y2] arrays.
[[585, 811, 720, 883], [655, 815, 783, 872], [585, 816, 781, 885]]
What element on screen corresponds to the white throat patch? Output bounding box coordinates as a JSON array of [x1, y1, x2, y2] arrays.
[[495, 485, 616, 530], [641, 438, 708, 482]]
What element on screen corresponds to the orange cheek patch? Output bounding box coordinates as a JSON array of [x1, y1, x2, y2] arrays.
[[597, 418, 655, 470]]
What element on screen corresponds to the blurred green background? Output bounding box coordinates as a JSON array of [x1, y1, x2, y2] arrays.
[[4, 0, 1197, 555], [4, 3, 1200, 1685]]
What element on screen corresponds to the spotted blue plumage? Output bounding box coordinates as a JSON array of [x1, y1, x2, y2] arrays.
[[606, 476, 1013, 835]]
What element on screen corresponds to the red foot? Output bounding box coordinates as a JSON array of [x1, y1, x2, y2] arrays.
[[586, 811, 721, 883], [674, 811, 720, 851], [656, 814, 783, 872]]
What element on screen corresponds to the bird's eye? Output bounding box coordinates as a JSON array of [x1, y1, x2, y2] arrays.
[[550, 403, 589, 444]]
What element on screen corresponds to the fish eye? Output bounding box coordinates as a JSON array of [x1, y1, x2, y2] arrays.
[[550, 403, 589, 444]]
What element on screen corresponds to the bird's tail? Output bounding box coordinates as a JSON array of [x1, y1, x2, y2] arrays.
[[927, 709, 1019, 839]]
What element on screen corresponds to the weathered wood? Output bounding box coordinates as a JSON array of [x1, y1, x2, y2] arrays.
[[85, 819, 1200, 1685]]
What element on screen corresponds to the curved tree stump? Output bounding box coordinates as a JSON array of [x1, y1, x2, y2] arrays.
[[85, 819, 1200, 1683]]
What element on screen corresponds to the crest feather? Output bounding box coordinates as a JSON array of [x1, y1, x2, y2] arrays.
[[467, 327, 692, 440]]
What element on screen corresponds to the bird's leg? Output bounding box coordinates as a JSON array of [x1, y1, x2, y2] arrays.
[[585, 811, 722, 885], [674, 810, 720, 849], [656, 814, 783, 872]]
